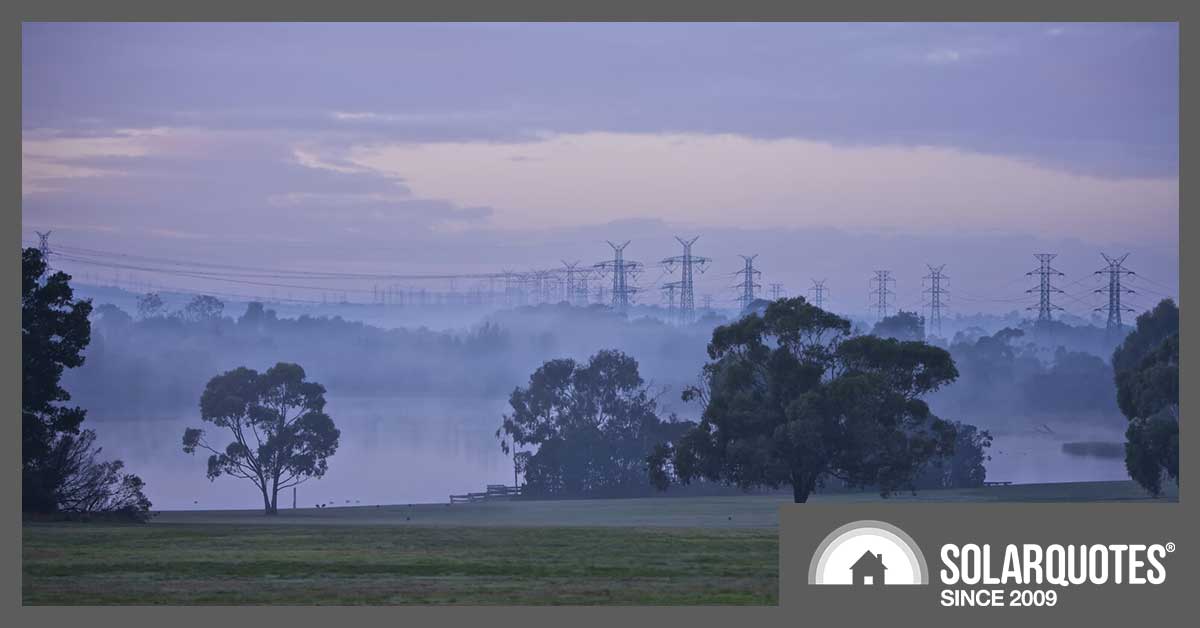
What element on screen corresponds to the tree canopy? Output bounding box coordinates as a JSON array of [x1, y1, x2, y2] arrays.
[[497, 350, 690, 498], [183, 362, 340, 514], [22, 248, 93, 512], [913, 421, 992, 489], [871, 310, 926, 342], [183, 294, 224, 323], [649, 297, 959, 502], [1112, 299, 1179, 496], [23, 248, 150, 519], [136, 292, 165, 319]]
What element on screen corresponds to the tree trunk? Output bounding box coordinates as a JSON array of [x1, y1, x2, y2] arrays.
[[791, 472, 815, 503], [262, 487, 277, 515]]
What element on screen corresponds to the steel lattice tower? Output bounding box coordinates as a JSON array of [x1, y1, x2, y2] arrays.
[[662, 281, 681, 324], [561, 261, 592, 306], [769, 283, 784, 300], [810, 279, 828, 310], [922, 265, 949, 336], [35, 230, 52, 275], [1094, 253, 1135, 331], [574, 267, 591, 306], [594, 240, 642, 313], [734, 255, 762, 312], [1026, 253, 1065, 322], [660, 236, 710, 324], [869, 270, 895, 320]]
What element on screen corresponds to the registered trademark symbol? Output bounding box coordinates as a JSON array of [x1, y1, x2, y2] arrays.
[[1166, 542, 1176, 552]]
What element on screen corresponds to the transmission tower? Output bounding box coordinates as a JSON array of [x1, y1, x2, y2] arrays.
[[660, 236, 710, 324], [810, 279, 828, 310], [869, 270, 895, 320], [594, 240, 643, 313], [35, 230, 52, 276], [1026, 253, 1065, 323], [769, 283, 785, 300], [575, 267, 591, 306], [561, 261, 592, 307], [662, 281, 681, 324], [1094, 253, 1135, 332], [733, 255, 762, 311], [922, 265, 949, 336], [528, 270, 555, 305]]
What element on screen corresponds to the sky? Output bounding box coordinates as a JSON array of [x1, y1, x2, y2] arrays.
[[21, 22, 1179, 317]]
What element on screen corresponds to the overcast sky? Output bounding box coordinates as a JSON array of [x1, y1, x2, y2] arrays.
[[21, 22, 1179, 316]]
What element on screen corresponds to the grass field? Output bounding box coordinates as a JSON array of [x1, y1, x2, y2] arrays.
[[22, 480, 1174, 605]]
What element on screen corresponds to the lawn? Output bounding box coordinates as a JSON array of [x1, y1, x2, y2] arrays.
[[22, 480, 1172, 605], [23, 523, 777, 605]]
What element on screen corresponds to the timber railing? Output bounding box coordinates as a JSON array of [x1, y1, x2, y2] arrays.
[[449, 484, 523, 504]]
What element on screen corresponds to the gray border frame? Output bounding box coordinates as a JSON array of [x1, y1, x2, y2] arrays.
[[2, 1, 1190, 623]]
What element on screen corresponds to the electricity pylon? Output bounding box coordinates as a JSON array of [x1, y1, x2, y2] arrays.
[[923, 265, 949, 336], [660, 236, 710, 324], [869, 270, 895, 320], [1026, 253, 1064, 323], [734, 255, 762, 311], [594, 240, 642, 313], [1095, 253, 1135, 332]]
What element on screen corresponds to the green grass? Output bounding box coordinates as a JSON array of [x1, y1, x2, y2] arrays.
[[22, 480, 1172, 605], [23, 523, 777, 605]]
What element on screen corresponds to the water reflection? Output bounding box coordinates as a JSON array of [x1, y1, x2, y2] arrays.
[[87, 396, 514, 510], [87, 400, 1132, 510], [985, 422, 1128, 484]]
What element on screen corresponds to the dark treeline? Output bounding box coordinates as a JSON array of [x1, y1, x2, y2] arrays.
[[933, 328, 1122, 422], [70, 298, 718, 417], [72, 294, 1126, 432], [867, 311, 1125, 424]]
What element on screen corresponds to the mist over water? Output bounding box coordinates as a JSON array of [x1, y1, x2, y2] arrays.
[[985, 424, 1128, 485], [91, 403, 1128, 510], [88, 396, 514, 510], [65, 281, 1144, 511]]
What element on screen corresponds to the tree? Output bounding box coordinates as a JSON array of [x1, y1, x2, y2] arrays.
[[871, 310, 925, 342], [93, 303, 133, 336], [183, 294, 224, 323], [1112, 299, 1179, 496], [22, 248, 93, 512], [649, 297, 958, 503], [48, 430, 152, 521], [914, 421, 992, 489], [136, 292, 165, 319], [183, 362, 340, 514], [497, 350, 691, 498]]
